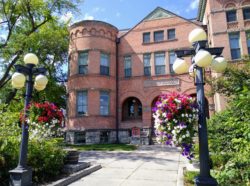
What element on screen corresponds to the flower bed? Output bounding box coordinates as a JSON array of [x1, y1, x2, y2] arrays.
[[152, 92, 198, 160]]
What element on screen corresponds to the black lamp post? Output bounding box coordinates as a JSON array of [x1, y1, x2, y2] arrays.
[[9, 53, 47, 186], [174, 28, 227, 186]]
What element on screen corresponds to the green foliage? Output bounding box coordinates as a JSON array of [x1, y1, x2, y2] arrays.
[[28, 139, 66, 183], [65, 143, 137, 151], [208, 62, 250, 185], [0, 104, 66, 184], [184, 170, 199, 186], [0, 0, 81, 106]]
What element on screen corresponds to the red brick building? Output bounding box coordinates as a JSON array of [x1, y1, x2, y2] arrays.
[[66, 1, 250, 144]]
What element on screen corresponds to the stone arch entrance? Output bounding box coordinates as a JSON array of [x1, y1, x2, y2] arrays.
[[122, 97, 142, 121]]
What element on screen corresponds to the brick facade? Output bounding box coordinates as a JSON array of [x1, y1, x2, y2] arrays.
[[66, 3, 249, 144]]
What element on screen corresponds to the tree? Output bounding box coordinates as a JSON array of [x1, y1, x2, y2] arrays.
[[0, 0, 81, 106]]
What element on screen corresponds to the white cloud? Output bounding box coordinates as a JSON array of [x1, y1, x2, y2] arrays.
[[83, 13, 94, 20], [60, 12, 73, 23], [190, 0, 199, 10]]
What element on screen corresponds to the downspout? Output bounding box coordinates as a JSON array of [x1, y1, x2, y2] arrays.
[[115, 37, 120, 143]]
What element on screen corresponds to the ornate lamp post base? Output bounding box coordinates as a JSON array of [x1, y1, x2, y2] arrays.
[[194, 176, 218, 186], [9, 167, 32, 186]]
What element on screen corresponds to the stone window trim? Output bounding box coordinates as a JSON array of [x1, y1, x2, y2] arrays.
[[76, 90, 88, 117], [142, 38, 178, 45]]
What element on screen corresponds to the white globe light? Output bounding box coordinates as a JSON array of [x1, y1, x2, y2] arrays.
[[34, 83, 46, 91], [194, 50, 212, 68], [24, 53, 39, 65], [35, 75, 48, 87], [189, 64, 196, 77], [12, 72, 26, 85], [188, 28, 207, 43], [211, 57, 227, 73], [12, 81, 25, 89], [173, 58, 189, 74]]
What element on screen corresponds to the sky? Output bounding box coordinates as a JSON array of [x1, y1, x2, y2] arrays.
[[71, 0, 200, 29]]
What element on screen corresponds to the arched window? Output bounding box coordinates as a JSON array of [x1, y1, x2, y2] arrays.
[[122, 97, 142, 121]]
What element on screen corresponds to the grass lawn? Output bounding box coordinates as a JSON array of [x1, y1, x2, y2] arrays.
[[65, 143, 137, 151], [184, 170, 199, 186], [54, 139, 137, 151]]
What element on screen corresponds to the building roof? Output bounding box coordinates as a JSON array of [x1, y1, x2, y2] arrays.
[[119, 7, 201, 38], [197, 0, 207, 22]]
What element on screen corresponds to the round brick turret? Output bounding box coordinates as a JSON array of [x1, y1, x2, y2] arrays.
[[67, 20, 118, 131]]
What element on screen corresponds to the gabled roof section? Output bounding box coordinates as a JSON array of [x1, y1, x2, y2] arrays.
[[197, 0, 207, 22], [119, 6, 201, 39], [144, 7, 175, 21]]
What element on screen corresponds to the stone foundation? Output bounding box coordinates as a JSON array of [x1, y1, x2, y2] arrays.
[[65, 128, 152, 145]]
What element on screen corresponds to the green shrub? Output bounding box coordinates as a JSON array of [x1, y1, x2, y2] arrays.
[[0, 104, 66, 184]]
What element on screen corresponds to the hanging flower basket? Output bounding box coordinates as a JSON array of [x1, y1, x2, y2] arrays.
[[152, 92, 198, 160]]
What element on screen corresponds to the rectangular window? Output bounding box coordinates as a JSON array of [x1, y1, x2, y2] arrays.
[[77, 91, 87, 115], [78, 52, 88, 74], [246, 31, 250, 54], [155, 52, 165, 75], [167, 29, 176, 40], [169, 52, 176, 74], [226, 10, 237, 22], [243, 8, 250, 20], [100, 53, 110, 76], [143, 32, 150, 43], [100, 91, 109, 116], [229, 32, 241, 60], [124, 56, 132, 78], [143, 53, 151, 76], [154, 31, 164, 42]]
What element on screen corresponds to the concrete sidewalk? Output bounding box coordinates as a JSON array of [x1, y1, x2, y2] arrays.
[[69, 145, 186, 186]]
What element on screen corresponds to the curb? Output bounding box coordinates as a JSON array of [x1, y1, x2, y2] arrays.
[[47, 164, 102, 186]]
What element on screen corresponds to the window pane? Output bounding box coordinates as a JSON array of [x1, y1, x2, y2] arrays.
[[169, 52, 176, 74], [246, 32, 250, 54], [155, 53, 165, 65], [124, 56, 131, 69], [78, 52, 88, 65], [79, 65, 88, 74], [143, 54, 151, 67], [155, 66, 165, 75], [77, 91, 87, 114], [100, 66, 109, 75], [168, 29, 175, 40], [226, 10, 237, 22], [143, 32, 150, 43], [100, 92, 109, 115], [125, 69, 131, 77], [231, 49, 241, 59], [101, 53, 109, 67], [243, 8, 250, 20], [229, 32, 240, 49], [154, 31, 164, 42], [144, 67, 151, 76]]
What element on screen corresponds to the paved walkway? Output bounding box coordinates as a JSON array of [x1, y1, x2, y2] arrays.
[[69, 145, 186, 186]]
